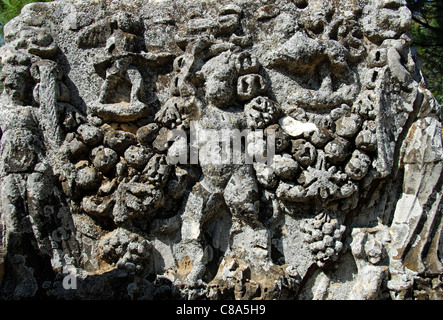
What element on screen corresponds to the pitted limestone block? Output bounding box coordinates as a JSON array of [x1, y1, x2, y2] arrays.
[[363, 68, 381, 90], [265, 124, 290, 153], [77, 124, 103, 147], [92, 147, 119, 174], [98, 178, 118, 196], [116, 12, 143, 34], [387, 47, 412, 88], [153, 127, 172, 153], [291, 139, 317, 167], [349, 228, 390, 300], [219, 4, 242, 16], [169, 72, 196, 98], [217, 14, 240, 35], [0, 0, 442, 301], [81, 196, 114, 218], [68, 137, 88, 160], [187, 18, 216, 34], [137, 123, 159, 144], [367, 48, 388, 68], [245, 96, 279, 129], [124, 145, 154, 170], [308, 128, 331, 148], [324, 137, 351, 164], [362, 0, 412, 42], [155, 97, 183, 126], [335, 114, 362, 138], [75, 162, 101, 191], [276, 181, 307, 202], [143, 154, 171, 187], [18, 27, 58, 58], [224, 166, 260, 221], [1, 130, 36, 173], [77, 19, 112, 49], [345, 150, 371, 180], [356, 127, 377, 152], [256, 5, 280, 21], [272, 153, 299, 180], [88, 101, 152, 124], [300, 211, 346, 267], [104, 130, 137, 154], [200, 51, 237, 108], [254, 161, 279, 189], [235, 51, 259, 75], [100, 228, 152, 273], [113, 181, 164, 222], [297, 165, 352, 200], [237, 74, 267, 101]]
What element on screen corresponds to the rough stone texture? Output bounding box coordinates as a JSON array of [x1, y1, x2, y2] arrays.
[[0, 0, 442, 300]]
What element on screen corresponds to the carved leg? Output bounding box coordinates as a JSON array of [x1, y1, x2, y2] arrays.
[[180, 183, 223, 283], [1, 174, 27, 248]]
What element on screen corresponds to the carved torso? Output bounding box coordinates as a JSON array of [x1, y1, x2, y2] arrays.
[[0, 0, 442, 300]]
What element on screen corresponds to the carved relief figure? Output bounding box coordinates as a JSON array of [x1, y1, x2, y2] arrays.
[[0, 0, 441, 300]]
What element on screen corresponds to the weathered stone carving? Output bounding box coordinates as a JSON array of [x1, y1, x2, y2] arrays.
[[0, 0, 442, 300]]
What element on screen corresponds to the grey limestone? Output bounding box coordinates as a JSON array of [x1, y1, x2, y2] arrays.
[[0, 0, 441, 300]]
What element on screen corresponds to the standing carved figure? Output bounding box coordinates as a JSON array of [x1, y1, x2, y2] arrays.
[[0, 0, 441, 300]]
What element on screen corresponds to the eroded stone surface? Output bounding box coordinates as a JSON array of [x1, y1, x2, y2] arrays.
[[0, 0, 442, 300]]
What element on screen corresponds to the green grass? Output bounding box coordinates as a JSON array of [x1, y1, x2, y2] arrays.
[[0, 0, 52, 22], [0, 0, 53, 91], [0, 0, 53, 39]]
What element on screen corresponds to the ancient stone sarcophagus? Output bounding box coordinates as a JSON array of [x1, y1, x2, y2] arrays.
[[0, 0, 441, 300]]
